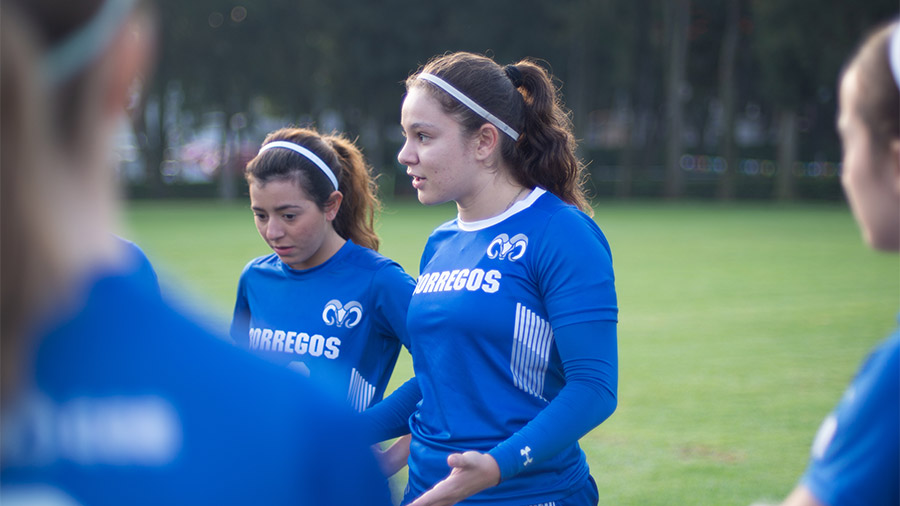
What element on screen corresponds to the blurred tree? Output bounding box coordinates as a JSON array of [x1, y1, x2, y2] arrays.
[[750, 0, 896, 200], [716, 0, 741, 200], [128, 0, 897, 202], [664, 0, 691, 199]]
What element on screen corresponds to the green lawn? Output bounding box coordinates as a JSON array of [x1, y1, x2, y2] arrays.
[[124, 198, 898, 505]]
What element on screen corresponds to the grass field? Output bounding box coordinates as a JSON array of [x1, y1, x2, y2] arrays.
[[124, 198, 898, 505]]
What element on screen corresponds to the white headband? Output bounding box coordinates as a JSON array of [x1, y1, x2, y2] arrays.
[[43, 0, 139, 87], [418, 73, 521, 141], [890, 23, 900, 92], [258, 141, 339, 190]]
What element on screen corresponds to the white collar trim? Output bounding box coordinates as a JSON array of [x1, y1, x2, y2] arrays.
[[457, 187, 545, 231]]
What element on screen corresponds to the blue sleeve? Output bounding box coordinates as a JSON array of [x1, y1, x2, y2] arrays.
[[116, 236, 160, 295], [359, 377, 421, 443], [801, 332, 900, 506], [229, 264, 252, 347], [536, 210, 617, 329], [372, 261, 416, 350], [488, 320, 618, 480]]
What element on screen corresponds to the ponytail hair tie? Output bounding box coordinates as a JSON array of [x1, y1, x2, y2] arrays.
[[505, 64, 524, 88]]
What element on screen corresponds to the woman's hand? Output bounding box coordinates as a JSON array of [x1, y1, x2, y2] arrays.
[[372, 434, 411, 477], [407, 451, 501, 506]]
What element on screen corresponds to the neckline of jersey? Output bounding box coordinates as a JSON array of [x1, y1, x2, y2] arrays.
[[456, 187, 546, 232]]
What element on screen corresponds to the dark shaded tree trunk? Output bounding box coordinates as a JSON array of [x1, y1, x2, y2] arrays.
[[716, 0, 740, 201], [775, 108, 797, 201], [664, 0, 691, 199], [133, 93, 166, 198]]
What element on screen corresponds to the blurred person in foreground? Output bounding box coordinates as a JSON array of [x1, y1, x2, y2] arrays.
[[0, 1, 391, 504], [780, 18, 900, 506]]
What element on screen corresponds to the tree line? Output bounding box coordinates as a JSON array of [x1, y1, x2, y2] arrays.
[[132, 0, 897, 201]]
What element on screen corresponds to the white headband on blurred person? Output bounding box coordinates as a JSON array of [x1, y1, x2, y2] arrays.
[[418, 73, 521, 141], [42, 0, 140, 87], [890, 23, 900, 92], [258, 141, 339, 190]]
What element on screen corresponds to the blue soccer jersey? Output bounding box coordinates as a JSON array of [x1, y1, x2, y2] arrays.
[[115, 236, 159, 294], [231, 240, 415, 411], [405, 188, 618, 504], [0, 268, 391, 506], [801, 325, 900, 506]]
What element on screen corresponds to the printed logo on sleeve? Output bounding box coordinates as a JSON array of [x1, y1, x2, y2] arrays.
[[486, 233, 528, 262], [322, 300, 363, 328], [520, 446, 533, 466]]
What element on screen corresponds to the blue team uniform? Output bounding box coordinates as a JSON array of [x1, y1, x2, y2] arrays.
[[1, 265, 392, 506], [115, 236, 159, 294], [231, 240, 415, 411], [801, 324, 900, 506], [379, 188, 618, 505]]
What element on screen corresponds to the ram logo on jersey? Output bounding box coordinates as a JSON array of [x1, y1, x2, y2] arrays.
[[322, 300, 363, 328], [414, 268, 502, 294], [248, 327, 341, 359], [486, 233, 528, 262]]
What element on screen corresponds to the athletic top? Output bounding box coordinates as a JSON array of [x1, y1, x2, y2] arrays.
[[801, 323, 900, 506], [0, 266, 391, 506], [231, 240, 415, 411], [116, 236, 159, 294], [403, 188, 618, 505]]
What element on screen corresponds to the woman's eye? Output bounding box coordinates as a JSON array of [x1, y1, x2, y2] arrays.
[[282, 214, 296, 220], [417, 133, 428, 142], [254, 213, 267, 220]]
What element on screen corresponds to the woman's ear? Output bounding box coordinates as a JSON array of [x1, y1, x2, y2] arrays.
[[325, 191, 344, 221], [473, 123, 501, 162]]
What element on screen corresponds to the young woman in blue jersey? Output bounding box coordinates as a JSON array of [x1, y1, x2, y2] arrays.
[[0, 1, 391, 504], [780, 19, 899, 506], [364, 52, 619, 505], [231, 127, 416, 412]]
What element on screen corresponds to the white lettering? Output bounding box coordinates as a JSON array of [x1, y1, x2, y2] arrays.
[[482, 270, 501, 293], [325, 337, 341, 358], [423, 272, 439, 293], [285, 331, 297, 350], [295, 333, 309, 354], [414, 276, 428, 294], [444, 270, 460, 291], [465, 269, 485, 291], [272, 330, 286, 352], [309, 335, 325, 357], [3, 393, 181, 467], [245, 328, 342, 360], [452, 269, 469, 290], [249, 328, 261, 349], [412, 268, 504, 294], [433, 271, 451, 291], [260, 329, 273, 351]]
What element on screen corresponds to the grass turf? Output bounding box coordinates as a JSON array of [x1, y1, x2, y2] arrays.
[[124, 199, 898, 505]]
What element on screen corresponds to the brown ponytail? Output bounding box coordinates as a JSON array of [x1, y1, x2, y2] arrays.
[[245, 127, 382, 251], [511, 60, 590, 214], [408, 52, 591, 215], [324, 133, 381, 251]]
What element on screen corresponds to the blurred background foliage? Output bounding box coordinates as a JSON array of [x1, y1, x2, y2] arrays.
[[122, 0, 897, 202]]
